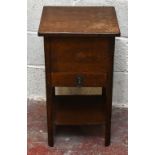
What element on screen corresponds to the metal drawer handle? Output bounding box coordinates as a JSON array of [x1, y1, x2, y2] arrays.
[[76, 75, 84, 87]]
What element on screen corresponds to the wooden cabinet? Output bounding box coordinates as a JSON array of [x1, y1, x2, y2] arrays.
[[38, 6, 120, 147]]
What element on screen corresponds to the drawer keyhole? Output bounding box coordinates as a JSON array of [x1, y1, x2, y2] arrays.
[[76, 76, 84, 87]]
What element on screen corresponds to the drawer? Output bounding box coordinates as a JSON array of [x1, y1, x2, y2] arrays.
[[51, 72, 107, 87], [50, 37, 114, 72]]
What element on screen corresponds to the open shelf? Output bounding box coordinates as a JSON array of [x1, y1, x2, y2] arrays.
[[54, 95, 106, 125]]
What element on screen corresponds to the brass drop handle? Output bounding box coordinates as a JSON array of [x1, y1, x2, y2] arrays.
[[76, 75, 84, 87]]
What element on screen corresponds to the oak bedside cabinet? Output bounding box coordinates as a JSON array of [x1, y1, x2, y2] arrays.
[[38, 6, 120, 147]]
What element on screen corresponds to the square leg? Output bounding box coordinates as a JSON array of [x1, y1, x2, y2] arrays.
[[46, 86, 55, 147], [104, 85, 112, 146], [105, 120, 111, 146]]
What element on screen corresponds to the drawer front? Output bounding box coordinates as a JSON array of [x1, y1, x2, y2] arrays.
[[50, 37, 114, 72], [51, 72, 107, 87]]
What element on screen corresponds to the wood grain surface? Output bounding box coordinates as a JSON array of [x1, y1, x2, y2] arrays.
[[38, 6, 120, 36]]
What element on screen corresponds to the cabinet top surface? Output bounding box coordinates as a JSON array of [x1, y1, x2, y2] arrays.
[[38, 6, 120, 37]]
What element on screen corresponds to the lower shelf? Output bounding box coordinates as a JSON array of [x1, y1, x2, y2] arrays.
[[54, 95, 106, 125]]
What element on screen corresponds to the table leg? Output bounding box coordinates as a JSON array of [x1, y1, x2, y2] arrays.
[[104, 81, 112, 146], [46, 86, 55, 147]]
